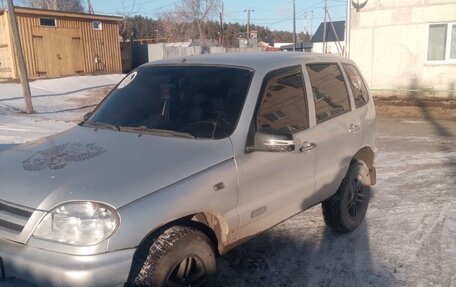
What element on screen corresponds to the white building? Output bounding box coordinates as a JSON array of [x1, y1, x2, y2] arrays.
[[348, 0, 456, 98], [311, 21, 346, 56]]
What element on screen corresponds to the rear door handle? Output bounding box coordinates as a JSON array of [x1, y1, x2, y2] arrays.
[[300, 142, 317, 152], [348, 124, 360, 133]]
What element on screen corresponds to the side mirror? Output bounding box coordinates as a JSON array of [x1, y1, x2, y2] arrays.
[[246, 128, 295, 153]]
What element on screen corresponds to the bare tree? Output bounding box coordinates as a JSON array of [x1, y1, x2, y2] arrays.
[[159, 11, 192, 42], [166, 0, 221, 43], [118, 0, 147, 43], [24, 0, 84, 12]]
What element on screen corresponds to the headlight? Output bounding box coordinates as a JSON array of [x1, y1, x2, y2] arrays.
[[33, 201, 120, 246]]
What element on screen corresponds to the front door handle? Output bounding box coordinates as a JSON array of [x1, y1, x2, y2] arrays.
[[348, 124, 360, 133], [300, 142, 317, 152]]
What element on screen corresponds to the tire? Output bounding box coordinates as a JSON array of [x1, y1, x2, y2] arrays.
[[322, 159, 371, 233], [127, 225, 216, 287]]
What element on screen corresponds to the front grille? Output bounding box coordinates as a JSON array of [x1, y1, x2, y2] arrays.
[[0, 201, 33, 233]]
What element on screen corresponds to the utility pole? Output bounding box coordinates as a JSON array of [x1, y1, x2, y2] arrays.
[[293, 0, 296, 52], [304, 12, 307, 34], [244, 9, 253, 39], [345, 0, 350, 57], [219, 3, 224, 46], [323, 0, 328, 53], [6, 0, 34, 114], [87, 0, 94, 14], [310, 10, 314, 36]]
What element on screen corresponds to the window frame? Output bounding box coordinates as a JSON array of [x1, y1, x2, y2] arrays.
[[88, 64, 256, 140], [341, 63, 369, 109], [305, 62, 352, 124], [252, 65, 310, 135], [39, 17, 57, 27], [92, 21, 103, 30], [425, 22, 456, 64]]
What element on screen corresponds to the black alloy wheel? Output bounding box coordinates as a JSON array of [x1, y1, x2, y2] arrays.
[[347, 174, 368, 218], [322, 159, 371, 233], [165, 256, 208, 287]]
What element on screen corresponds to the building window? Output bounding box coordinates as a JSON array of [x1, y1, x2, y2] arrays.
[[39, 17, 56, 27], [264, 111, 287, 122], [427, 23, 456, 62], [93, 21, 102, 30]]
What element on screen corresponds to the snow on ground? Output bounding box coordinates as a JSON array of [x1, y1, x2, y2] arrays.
[[0, 74, 124, 144], [0, 77, 455, 286], [217, 118, 456, 287]]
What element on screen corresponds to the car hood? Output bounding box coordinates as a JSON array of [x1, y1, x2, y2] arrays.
[[0, 126, 234, 210]]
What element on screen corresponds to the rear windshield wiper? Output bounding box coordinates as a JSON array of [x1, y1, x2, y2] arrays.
[[84, 121, 120, 131], [119, 126, 195, 139]]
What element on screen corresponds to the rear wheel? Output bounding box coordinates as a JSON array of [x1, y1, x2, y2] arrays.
[[322, 159, 371, 233], [127, 225, 216, 287]]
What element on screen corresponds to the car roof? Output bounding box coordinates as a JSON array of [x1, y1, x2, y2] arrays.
[[144, 52, 353, 71]]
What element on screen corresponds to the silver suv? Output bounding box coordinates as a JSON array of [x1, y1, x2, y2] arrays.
[[0, 52, 376, 287]]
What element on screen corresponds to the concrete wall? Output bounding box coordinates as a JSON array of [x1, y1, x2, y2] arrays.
[[348, 0, 456, 98]]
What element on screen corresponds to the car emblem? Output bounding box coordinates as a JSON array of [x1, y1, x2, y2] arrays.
[[22, 143, 106, 171]]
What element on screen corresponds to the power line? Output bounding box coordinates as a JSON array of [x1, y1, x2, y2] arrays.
[[97, 0, 173, 14]]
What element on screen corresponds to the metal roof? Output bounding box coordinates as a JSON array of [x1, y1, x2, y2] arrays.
[[0, 6, 122, 21], [311, 21, 345, 43]]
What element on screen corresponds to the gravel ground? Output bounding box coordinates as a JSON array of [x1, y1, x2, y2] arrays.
[[217, 118, 456, 287]]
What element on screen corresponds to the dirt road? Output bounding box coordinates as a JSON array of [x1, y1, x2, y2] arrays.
[[217, 118, 456, 287]]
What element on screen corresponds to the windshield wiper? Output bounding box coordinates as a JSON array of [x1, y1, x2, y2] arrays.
[[119, 126, 195, 139], [84, 121, 120, 131]]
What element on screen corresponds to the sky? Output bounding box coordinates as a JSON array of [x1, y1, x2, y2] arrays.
[[90, 0, 347, 34]]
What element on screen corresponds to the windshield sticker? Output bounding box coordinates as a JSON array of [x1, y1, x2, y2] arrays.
[[22, 143, 106, 171], [118, 71, 137, 89]]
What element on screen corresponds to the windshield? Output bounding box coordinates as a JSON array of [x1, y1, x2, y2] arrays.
[[88, 65, 253, 139]]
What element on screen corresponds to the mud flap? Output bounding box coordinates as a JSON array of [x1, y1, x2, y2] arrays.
[[369, 166, 377, 185]]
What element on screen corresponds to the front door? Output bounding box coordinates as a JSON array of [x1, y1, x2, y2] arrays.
[[234, 66, 316, 240]]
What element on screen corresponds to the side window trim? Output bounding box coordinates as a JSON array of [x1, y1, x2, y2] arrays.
[[254, 65, 309, 134]]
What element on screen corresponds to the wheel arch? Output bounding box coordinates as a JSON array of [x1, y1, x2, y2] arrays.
[[353, 145, 376, 185], [125, 212, 228, 285], [134, 211, 229, 257]]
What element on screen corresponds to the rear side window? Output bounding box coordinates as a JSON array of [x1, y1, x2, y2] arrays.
[[343, 64, 369, 108], [257, 69, 309, 133], [306, 63, 350, 123]]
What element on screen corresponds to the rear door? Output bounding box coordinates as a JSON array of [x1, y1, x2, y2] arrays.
[[341, 63, 376, 149], [305, 63, 362, 200]]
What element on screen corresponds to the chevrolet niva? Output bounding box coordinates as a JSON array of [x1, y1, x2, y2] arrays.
[[0, 52, 376, 287]]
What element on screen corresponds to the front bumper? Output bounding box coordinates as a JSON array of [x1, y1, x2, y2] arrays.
[[0, 237, 135, 287]]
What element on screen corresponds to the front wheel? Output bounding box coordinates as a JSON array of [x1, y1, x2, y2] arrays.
[[322, 159, 371, 233], [127, 225, 216, 287]]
